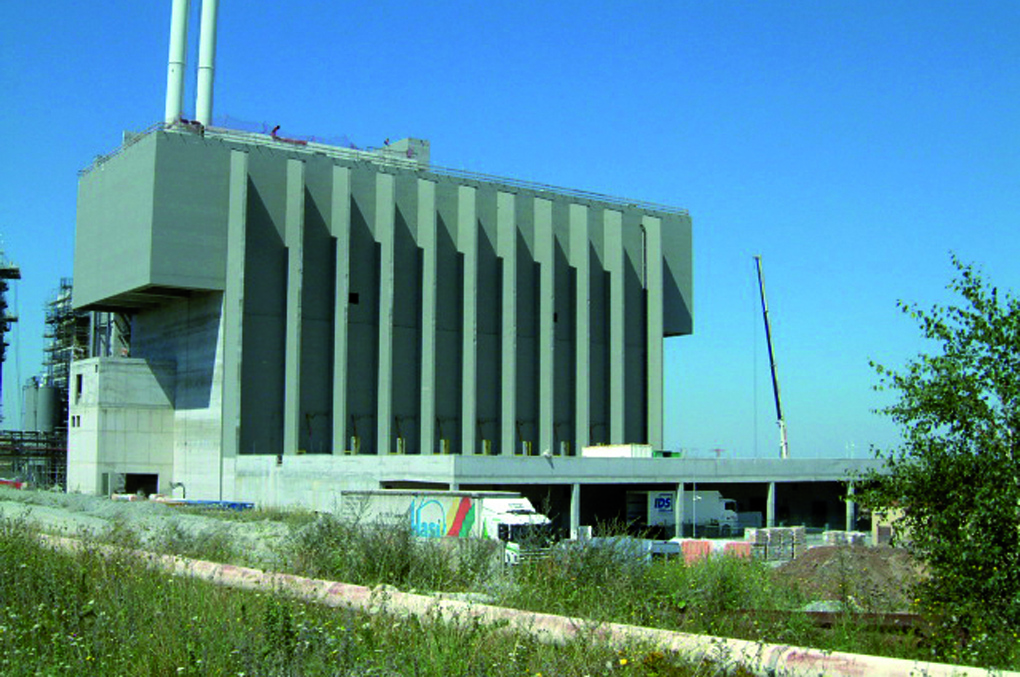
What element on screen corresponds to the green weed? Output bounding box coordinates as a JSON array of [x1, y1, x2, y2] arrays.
[[0, 510, 720, 676]]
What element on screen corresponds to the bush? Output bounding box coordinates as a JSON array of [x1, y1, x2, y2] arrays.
[[283, 513, 496, 591], [861, 257, 1020, 668]]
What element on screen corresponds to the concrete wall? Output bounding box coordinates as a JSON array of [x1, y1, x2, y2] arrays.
[[131, 292, 226, 499], [66, 358, 175, 494], [74, 132, 231, 309]]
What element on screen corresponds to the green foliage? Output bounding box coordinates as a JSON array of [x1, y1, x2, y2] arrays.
[[0, 511, 722, 676], [284, 512, 497, 592], [151, 520, 237, 563], [861, 256, 1020, 667]]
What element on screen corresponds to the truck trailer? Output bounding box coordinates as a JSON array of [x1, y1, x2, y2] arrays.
[[627, 490, 740, 536], [339, 490, 552, 564]]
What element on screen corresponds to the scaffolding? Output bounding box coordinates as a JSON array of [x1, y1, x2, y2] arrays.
[[43, 278, 90, 432], [0, 431, 66, 488], [0, 254, 20, 424]]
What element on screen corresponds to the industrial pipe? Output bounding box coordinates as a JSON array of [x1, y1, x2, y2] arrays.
[[163, 0, 190, 125], [195, 0, 219, 126]]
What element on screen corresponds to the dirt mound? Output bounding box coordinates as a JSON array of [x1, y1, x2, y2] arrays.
[[0, 486, 290, 568], [774, 545, 924, 613]]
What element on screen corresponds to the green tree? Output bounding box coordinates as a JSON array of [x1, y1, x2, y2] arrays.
[[861, 256, 1020, 666]]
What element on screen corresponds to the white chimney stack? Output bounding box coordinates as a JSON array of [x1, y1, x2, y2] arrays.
[[164, 0, 190, 125], [195, 0, 219, 127]]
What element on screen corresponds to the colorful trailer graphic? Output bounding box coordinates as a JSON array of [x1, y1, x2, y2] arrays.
[[339, 490, 550, 563], [410, 496, 481, 538]]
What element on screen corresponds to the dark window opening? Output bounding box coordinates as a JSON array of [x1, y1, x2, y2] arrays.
[[124, 473, 158, 497], [349, 292, 360, 305]]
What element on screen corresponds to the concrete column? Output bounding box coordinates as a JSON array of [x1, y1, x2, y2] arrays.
[[536, 199, 555, 456], [644, 216, 664, 449], [605, 210, 625, 443], [497, 192, 517, 457], [330, 166, 352, 455], [460, 186, 478, 456], [845, 483, 856, 532], [283, 159, 305, 455], [376, 173, 396, 455], [767, 482, 776, 528], [418, 180, 437, 454], [571, 205, 590, 451], [674, 483, 684, 539], [570, 483, 581, 540], [220, 149, 248, 498]]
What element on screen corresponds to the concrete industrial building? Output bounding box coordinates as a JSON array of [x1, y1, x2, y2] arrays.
[[65, 0, 879, 532], [68, 123, 691, 507]]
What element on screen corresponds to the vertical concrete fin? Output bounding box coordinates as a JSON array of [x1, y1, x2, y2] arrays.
[[605, 210, 625, 443], [570, 483, 581, 540], [418, 179, 437, 454], [220, 150, 248, 498], [767, 482, 776, 528], [846, 483, 856, 531], [644, 216, 664, 449], [376, 173, 396, 455], [497, 191, 517, 456], [330, 165, 352, 455], [460, 185, 478, 456], [571, 204, 590, 451], [675, 483, 685, 539], [536, 198, 555, 457], [283, 159, 305, 455]]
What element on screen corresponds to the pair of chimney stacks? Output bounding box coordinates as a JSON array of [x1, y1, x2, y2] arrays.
[[164, 0, 219, 127]]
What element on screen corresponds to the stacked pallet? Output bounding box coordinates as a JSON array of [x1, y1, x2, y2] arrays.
[[823, 530, 870, 546], [768, 528, 794, 561], [743, 528, 769, 561], [744, 526, 808, 561], [791, 526, 807, 559]]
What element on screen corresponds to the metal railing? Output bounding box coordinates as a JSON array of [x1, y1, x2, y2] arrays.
[[79, 122, 689, 216]]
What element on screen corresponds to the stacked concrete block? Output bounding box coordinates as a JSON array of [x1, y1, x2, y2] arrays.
[[823, 530, 870, 546], [848, 531, 869, 546], [768, 528, 794, 561], [744, 526, 806, 561], [744, 528, 769, 560], [823, 530, 847, 546], [791, 526, 807, 559]]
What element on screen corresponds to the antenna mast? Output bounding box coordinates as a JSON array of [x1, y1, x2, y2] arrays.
[[754, 255, 789, 459]]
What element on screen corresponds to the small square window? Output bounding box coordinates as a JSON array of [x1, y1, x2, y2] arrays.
[[349, 292, 360, 305]]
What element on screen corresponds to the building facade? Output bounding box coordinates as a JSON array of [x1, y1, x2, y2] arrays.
[[67, 125, 693, 509]]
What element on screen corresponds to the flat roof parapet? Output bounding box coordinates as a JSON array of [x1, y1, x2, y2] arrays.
[[80, 122, 689, 218]]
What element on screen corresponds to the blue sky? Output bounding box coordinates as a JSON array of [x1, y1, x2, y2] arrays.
[[1, 2, 1017, 457]]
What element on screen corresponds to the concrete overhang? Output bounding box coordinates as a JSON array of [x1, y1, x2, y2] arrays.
[[377, 456, 885, 487]]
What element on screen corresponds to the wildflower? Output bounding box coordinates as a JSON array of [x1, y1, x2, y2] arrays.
[[619, 658, 628, 666]]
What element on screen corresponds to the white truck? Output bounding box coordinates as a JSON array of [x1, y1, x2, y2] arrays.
[[338, 490, 553, 564], [627, 490, 740, 536]]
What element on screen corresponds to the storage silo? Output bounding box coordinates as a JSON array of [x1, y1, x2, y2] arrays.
[[22, 379, 59, 433], [21, 379, 37, 431]]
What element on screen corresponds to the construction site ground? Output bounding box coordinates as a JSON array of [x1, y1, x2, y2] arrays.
[[0, 486, 924, 613], [775, 544, 923, 613]]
